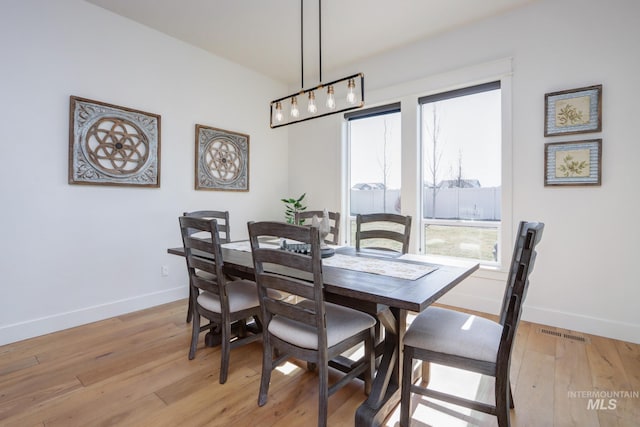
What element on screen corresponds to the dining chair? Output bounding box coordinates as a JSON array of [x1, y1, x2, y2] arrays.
[[179, 215, 262, 384], [182, 210, 231, 323], [248, 221, 376, 427], [295, 210, 341, 245], [400, 221, 544, 427], [355, 213, 412, 255]]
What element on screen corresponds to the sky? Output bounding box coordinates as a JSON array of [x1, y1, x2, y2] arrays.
[[349, 88, 501, 189]]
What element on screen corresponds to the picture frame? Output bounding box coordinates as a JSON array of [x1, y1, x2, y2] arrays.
[[544, 139, 601, 186], [544, 85, 601, 136], [69, 96, 161, 187], [195, 124, 249, 191]]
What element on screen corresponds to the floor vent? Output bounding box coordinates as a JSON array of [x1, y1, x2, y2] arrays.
[[537, 328, 590, 343]]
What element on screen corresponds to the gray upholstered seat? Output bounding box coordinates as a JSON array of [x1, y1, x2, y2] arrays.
[[197, 280, 261, 313], [403, 307, 501, 363], [269, 300, 375, 350], [182, 210, 231, 323], [248, 220, 375, 427], [400, 221, 544, 427], [179, 215, 263, 384]]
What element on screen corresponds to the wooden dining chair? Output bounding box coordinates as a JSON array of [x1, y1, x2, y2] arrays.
[[182, 210, 231, 323], [248, 221, 375, 427], [179, 215, 262, 384], [295, 210, 341, 245], [400, 221, 544, 427], [355, 213, 412, 255]]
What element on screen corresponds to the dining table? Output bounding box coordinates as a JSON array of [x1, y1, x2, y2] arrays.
[[168, 242, 478, 427]]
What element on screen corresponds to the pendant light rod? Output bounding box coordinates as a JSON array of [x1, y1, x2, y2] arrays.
[[300, 0, 304, 89], [269, 0, 365, 128], [319, 0, 322, 84]]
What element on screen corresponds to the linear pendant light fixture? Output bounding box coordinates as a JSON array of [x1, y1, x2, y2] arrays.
[[270, 0, 364, 128]]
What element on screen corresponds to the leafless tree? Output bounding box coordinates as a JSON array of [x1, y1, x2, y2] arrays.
[[424, 105, 445, 218], [377, 119, 392, 212]]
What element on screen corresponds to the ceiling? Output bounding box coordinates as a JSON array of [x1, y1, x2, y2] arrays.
[[85, 0, 536, 86]]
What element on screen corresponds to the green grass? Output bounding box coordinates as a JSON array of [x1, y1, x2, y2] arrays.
[[349, 219, 498, 261], [424, 224, 497, 261]]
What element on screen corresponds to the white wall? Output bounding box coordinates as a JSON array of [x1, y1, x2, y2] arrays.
[[288, 0, 640, 343], [0, 0, 289, 345]]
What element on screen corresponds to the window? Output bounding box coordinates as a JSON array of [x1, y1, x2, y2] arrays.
[[420, 82, 502, 264], [346, 103, 401, 245]]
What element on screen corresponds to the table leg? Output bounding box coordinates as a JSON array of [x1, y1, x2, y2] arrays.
[[421, 361, 431, 386], [355, 307, 406, 427]]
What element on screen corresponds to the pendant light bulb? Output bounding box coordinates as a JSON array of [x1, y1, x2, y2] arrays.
[[274, 102, 284, 122], [290, 97, 299, 118], [326, 85, 336, 110], [346, 79, 357, 105], [308, 91, 317, 114]]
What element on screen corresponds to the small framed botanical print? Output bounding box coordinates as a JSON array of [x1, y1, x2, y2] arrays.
[[544, 85, 602, 136], [544, 139, 602, 186]]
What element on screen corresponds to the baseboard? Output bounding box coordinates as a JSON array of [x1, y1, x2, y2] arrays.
[[438, 291, 640, 345], [521, 305, 640, 345], [0, 287, 187, 346]]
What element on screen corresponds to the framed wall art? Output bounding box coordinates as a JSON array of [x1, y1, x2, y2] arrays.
[[69, 96, 161, 187], [544, 84, 602, 136], [195, 124, 249, 191], [544, 139, 601, 186]]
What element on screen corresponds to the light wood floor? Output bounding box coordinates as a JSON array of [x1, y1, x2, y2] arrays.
[[1, 300, 638, 426]]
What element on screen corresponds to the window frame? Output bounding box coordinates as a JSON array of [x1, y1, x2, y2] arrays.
[[419, 79, 509, 269], [344, 103, 402, 245], [340, 59, 513, 272]]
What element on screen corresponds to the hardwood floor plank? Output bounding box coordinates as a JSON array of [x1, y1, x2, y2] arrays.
[[510, 333, 556, 426], [586, 335, 637, 427], [154, 341, 262, 405], [554, 333, 600, 427], [0, 374, 83, 423], [0, 355, 39, 377], [140, 365, 260, 426], [615, 339, 640, 425], [1, 300, 638, 427]]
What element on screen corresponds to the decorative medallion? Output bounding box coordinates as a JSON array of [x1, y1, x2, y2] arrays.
[[195, 124, 249, 191], [69, 96, 161, 187]]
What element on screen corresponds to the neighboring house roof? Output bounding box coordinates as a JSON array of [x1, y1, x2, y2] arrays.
[[352, 182, 386, 190], [425, 179, 482, 188], [440, 179, 481, 188]]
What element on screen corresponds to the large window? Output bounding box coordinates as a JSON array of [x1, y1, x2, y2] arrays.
[[420, 82, 502, 264], [346, 104, 401, 244]]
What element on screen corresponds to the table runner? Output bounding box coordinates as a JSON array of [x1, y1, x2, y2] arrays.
[[221, 241, 437, 280], [221, 240, 278, 252], [322, 254, 436, 280]]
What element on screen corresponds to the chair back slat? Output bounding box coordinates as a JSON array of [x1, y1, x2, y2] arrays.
[[260, 273, 315, 300], [295, 210, 341, 245], [252, 248, 316, 275], [496, 221, 544, 379], [179, 215, 227, 306], [189, 256, 217, 276], [355, 213, 412, 254], [186, 236, 215, 253], [263, 298, 317, 327], [248, 221, 327, 349], [184, 210, 231, 243]]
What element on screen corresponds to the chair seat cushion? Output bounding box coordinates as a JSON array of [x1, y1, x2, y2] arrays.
[[268, 301, 376, 350], [404, 307, 502, 363], [197, 279, 260, 313]]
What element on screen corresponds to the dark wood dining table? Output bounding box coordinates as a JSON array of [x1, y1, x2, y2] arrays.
[[168, 244, 478, 427]]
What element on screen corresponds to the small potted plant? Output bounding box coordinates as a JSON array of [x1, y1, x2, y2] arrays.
[[281, 193, 307, 224]]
